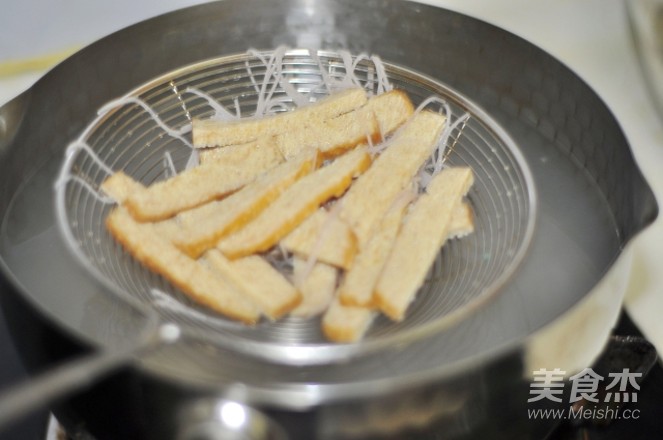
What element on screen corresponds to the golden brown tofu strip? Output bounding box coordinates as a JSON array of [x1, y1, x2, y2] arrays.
[[104, 169, 472, 262], [124, 157, 276, 222], [105, 207, 261, 324], [276, 106, 379, 160], [280, 208, 357, 270], [338, 193, 411, 307], [322, 297, 376, 343], [101, 172, 190, 243], [218, 148, 372, 259], [339, 111, 446, 249], [281, 200, 472, 273], [100, 171, 144, 203], [275, 89, 414, 161], [448, 202, 475, 239], [290, 258, 338, 318], [198, 139, 284, 170], [192, 88, 368, 148], [172, 152, 318, 258], [101, 172, 183, 241], [338, 198, 474, 308], [204, 250, 301, 320], [374, 167, 474, 321], [365, 89, 415, 139]]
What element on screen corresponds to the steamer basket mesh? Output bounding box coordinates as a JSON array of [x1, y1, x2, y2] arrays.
[[55, 49, 535, 364]]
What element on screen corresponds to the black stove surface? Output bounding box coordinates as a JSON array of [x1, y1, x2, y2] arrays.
[[0, 308, 48, 440], [0, 310, 660, 440], [547, 314, 663, 440]]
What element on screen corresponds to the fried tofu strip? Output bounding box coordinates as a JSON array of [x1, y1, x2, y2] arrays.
[[192, 88, 368, 148], [280, 208, 357, 269], [198, 139, 284, 170], [290, 258, 338, 318], [204, 250, 301, 320], [104, 166, 471, 260], [322, 297, 376, 343], [123, 158, 276, 222], [374, 167, 474, 321], [365, 89, 415, 139], [448, 201, 475, 239], [275, 90, 414, 161], [281, 199, 472, 273], [101, 172, 190, 242], [338, 198, 474, 308], [105, 207, 261, 324], [101, 172, 179, 240], [218, 148, 372, 259], [323, 198, 475, 339], [173, 152, 318, 258], [339, 111, 446, 248], [100, 171, 144, 203], [338, 192, 412, 307], [276, 106, 379, 160]]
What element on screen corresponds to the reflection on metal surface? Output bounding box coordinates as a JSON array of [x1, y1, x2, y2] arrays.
[[177, 399, 288, 440], [319, 385, 470, 438], [219, 402, 247, 430]]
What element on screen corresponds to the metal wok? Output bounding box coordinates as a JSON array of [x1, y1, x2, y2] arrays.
[[0, 0, 657, 438]]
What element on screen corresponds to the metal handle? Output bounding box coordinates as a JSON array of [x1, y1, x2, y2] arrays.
[[0, 322, 180, 432]]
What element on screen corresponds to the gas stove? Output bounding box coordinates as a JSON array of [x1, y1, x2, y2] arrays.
[[0, 311, 655, 439], [547, 315, 662, 440], [14, 313, 653, 440]]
